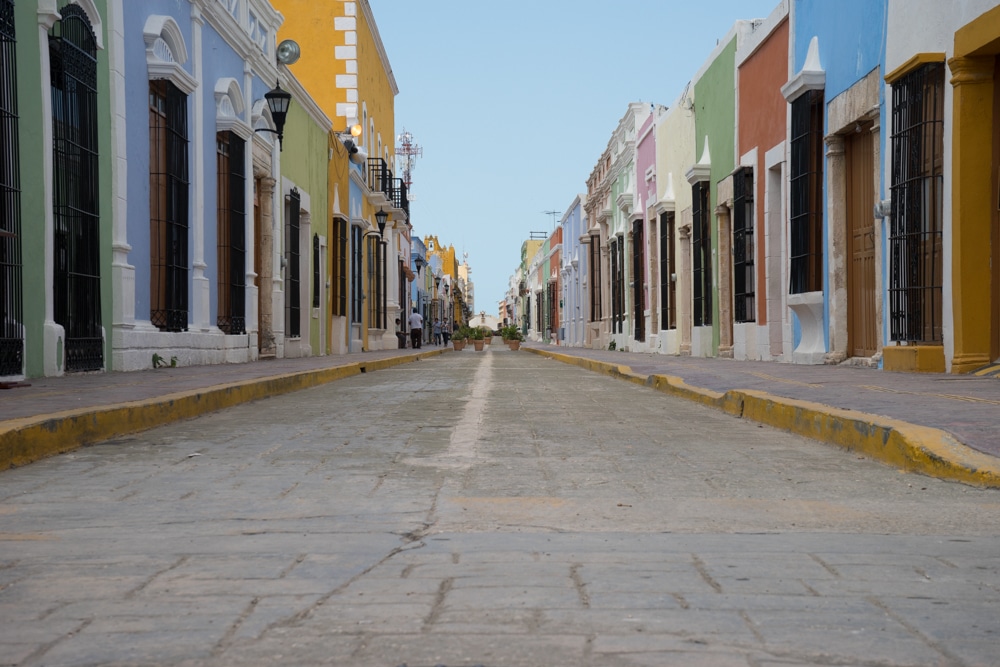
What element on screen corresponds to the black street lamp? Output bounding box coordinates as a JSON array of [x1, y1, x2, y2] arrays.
[[257, 80, 292, 150]]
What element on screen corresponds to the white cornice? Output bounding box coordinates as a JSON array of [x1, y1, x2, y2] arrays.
[[781, 36, 825, 102]]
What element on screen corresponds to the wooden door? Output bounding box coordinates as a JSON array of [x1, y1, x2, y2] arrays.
[[846, 126, 878, 358], [992, 55, 1000, 361]]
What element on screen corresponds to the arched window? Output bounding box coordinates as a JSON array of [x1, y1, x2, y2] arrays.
[[0, 0, 23, 376], [50, 3, 103, 371], [145, 15, 194, 332]]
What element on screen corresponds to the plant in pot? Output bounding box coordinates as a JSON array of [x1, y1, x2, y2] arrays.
[[452, 326, 469, 351], [505, 326, 524, 350], [481, 327, 493, 345], [468, 326, 485, 351]]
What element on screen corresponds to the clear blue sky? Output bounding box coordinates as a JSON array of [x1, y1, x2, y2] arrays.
[[375, 0, 782, 313]]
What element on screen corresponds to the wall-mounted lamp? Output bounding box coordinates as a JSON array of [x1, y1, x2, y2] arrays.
[[363, 207, 389, 242], [254, 40, 299, 151], [255, 80, 291, 150], [414, 255, 425, 271]]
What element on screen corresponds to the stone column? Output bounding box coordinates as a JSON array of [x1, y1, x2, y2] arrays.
[[715, 204, 734, 358], [258, 176, 276, 357], [678, 218, 692, 356], [824, 133, 848, 364], [948, 56, 994, 373]]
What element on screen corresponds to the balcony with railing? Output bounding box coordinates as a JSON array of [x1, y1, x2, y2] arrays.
[[392, 178, 409, 218], [367, 158, 392, 205]]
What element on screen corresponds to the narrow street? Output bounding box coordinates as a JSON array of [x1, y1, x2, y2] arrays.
[[2, 348, 998, 667]]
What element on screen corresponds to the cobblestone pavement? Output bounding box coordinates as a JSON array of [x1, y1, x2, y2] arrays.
[[2, 347, 998, 666]]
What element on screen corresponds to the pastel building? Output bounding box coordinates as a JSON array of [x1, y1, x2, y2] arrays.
[[559, 195, 587, 347], [653, 87, 698, 357], [2, 0, 115, 379], [687, 21, 759, 359], [884, 0, 1000, 373], [274, 0, 405, 353], [112, 0, 287, 370], [735, 1, 791, 361]]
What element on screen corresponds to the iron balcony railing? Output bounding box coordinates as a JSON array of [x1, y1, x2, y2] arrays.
[[392, 178, 408, 216], [367, 158, 392, 200]]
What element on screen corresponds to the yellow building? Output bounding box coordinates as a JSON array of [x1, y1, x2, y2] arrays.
[[273, 0, 406, 352]]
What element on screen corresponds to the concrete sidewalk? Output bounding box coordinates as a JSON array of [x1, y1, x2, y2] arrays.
[[522, 343, 1000, 488], [2, 340, 999, 487]]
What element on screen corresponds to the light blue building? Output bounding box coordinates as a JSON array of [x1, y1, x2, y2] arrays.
[[781, 0, 888, 366], [112, 0, 284, 370], [559, 195, 587, 347]]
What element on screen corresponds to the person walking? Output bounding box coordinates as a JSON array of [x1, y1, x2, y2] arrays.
[[442, 319, 451, 346], [408, 309, 423, 349], [432, 319, 442, 346]]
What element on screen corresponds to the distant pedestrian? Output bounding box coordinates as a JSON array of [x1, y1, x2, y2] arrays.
[[442, 319, 451, 345], [408, 309, 423, 349], [432, 319, 442, 345]]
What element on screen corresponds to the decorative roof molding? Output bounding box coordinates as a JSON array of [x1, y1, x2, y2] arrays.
[[685, 136, 712, 185], [144, 15, 198, 93], [781, 36, 825, 102], [215, 78, 252, 139]]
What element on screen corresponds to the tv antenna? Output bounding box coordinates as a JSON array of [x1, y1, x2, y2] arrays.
[[543, 210, 560, 228], [395, 128, 422, 194]]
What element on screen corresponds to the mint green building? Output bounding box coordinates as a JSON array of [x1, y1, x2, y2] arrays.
[[687, 21, 757, 358], [2, 0, 113, 379]]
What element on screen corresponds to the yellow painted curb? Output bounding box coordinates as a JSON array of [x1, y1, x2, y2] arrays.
[[0, 349, 445, 470], [526, 347, 1000, 488]]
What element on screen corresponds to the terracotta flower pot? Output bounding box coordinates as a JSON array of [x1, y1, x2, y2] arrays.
[[473, 340, 485, 351], [507, 340, 521, 351], [452, 340, 465, 351]]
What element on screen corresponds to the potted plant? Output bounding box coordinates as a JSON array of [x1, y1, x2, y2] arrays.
[[468, 326, 485, 351], [503, 326, 524, 351], [452, 327, 468, 351], [481, 327, 493, 345]]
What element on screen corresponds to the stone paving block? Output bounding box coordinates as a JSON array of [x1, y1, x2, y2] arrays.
[[230, 594, 323, 640], [0, 619, 83, 644], [0, 643, 36, 666], [348, 632, 589, 667], [745, 608, 941, 664], [615, 650, 755, 667], [441, 585, 583, 611], [36, 629, 223, 667], [305, 602, 431, 632]]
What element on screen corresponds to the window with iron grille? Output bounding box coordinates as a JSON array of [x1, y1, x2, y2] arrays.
[[0, 0, 22, 376], [691, 181, 712, 326], [312, 234, 320, 309], [546, 281, 557, 335], [51, 5, 103, 371], [632, 220, 645, 342], [789, 89, 824, 295], [366, 236, 385, 330], [535, 291, 543, 333], [285, 188, 300, 338], [588, 234, 601, 322], [332, 216, 347, 316], [889, 63, 944, 343], [351, 225, 362, 323], [659, 212, 676, 330], [216, 131, 245, 334], [150, 79, 189, 333], [733, 166, 755, 323]]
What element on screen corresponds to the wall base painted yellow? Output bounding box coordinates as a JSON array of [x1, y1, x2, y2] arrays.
[[883, 345, 946, 373]]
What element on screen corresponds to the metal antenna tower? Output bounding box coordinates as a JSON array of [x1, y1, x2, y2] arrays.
[[395, 128, 423, 193], [543, 210, 560, 228]]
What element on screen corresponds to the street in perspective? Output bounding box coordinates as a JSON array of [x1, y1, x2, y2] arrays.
[[2, 348, 999, 667]]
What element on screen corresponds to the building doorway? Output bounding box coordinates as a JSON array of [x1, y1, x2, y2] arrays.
[[846, 123, 878, 359]]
